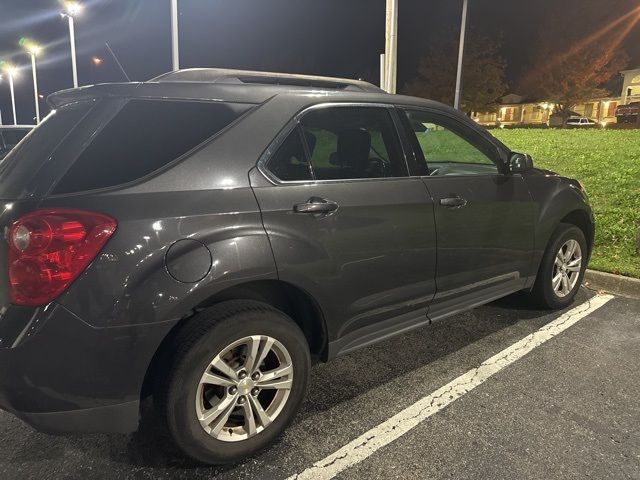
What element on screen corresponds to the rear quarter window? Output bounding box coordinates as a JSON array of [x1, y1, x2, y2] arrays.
[[53, 99, 252, 194], [0, 103, 92, 199], [2, 129, 31, 147]]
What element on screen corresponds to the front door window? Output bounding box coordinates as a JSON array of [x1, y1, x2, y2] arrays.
[[402, 110, 499, 176]]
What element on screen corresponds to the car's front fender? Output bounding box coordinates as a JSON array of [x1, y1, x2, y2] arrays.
[[524, 172, 594, 275]]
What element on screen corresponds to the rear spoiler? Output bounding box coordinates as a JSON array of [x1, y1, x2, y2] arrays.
[[47, 83, 144, 109]]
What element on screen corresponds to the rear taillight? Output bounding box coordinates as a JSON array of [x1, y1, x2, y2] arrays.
[[7, 209, 117, 307]]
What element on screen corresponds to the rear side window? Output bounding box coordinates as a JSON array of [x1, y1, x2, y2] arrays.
[[53, 100, 251, 194], [300, 107, 407, 180], [0, 103, 92, 198], [267, 129, 313, 181], [2, 129, 30, 147]]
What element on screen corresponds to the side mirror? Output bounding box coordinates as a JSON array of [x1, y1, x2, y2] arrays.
[[509, 153, 533, 173]]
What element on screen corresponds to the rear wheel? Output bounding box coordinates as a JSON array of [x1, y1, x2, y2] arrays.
[[160, 301, 310, 464], [530, 223, 587, 309]]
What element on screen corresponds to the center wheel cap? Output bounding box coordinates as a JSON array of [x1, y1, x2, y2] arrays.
[[237, 378, 255, 396]]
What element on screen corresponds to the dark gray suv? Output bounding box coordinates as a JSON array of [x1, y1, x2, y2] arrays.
[[0, 126, 33, 160], [0, 69, 593, 464]]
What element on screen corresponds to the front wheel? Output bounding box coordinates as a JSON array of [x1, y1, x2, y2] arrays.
[[530, 223, 588, 309], [160, 301, 310, 464]]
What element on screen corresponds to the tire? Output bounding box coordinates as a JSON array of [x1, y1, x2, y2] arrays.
[[159, 300, 310, 464], [530, 223, 588, 309]]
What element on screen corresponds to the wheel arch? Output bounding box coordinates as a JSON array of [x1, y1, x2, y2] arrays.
[[560, 209, 594, 254], [140, 279, 328, 399]]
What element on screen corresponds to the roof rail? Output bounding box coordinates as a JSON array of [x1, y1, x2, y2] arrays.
[[149, 68, 384, 93]]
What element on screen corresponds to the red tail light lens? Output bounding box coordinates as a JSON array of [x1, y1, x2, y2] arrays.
[[7, 209, 117, 306]]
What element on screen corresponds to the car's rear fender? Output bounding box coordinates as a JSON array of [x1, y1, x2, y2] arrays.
[[42, 188, 278, 329]]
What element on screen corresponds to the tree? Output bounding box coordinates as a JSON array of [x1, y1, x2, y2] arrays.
[[404, 31, 507, 115], [516, 0, 630, 121]]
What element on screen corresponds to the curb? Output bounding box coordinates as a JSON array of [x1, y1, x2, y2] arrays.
[[584, 269, 640, 299]]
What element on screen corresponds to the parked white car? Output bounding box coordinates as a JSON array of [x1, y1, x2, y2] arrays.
[[565, 117, 597, 127]]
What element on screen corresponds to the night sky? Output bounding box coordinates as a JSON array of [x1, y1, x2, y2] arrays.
[[1, 0, 639, 124]]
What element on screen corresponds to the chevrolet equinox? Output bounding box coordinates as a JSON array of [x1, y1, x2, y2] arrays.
[[0, 69, 594, 464]]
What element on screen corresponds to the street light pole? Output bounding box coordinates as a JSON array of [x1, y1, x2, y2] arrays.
[[454, 0, 469, 110], [384, 0, 398, 94], [22, 40, 42, 124], [8, 72, 17, 125], [171, 0, 180, 70], [68, 15, 78, 88], [62, 2, 82, 88], [30, 53, 40, 124]]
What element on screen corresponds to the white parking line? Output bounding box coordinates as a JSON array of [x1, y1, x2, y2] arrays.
[[288, 294, 614, 480]]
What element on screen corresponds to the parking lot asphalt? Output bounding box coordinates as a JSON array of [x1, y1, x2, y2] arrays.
[[1, 288, 639, 480]]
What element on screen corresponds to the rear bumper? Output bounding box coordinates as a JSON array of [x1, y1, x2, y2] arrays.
[[4, 399, 140, 434], [0, 302, 178, 434]]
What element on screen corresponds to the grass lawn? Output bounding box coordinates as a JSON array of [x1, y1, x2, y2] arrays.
[[493, 129, 640, 279]]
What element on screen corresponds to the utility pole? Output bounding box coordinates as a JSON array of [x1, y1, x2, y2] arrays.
[[384, 0, 398, 94], [171, 0, 180, 70], [454, 0, 469, 110]]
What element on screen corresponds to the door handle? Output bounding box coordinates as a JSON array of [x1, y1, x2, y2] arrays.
[[294, 197, 339, 214], [440, 196, 467, 208]]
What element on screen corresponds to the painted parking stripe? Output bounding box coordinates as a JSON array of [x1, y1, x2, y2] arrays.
[[288, 294, 614, 480]]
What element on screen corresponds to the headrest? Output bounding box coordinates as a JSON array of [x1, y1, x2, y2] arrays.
[[336, 128, 371, 168]]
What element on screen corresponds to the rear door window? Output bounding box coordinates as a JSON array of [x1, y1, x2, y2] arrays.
[[299, 107, 407, 180], [53, 99, 251, 194], [266, 129, 313, 182]]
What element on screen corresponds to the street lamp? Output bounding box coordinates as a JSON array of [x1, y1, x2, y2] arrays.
[[61, 1, 82, 88], [0, 63, 18, 125], [21, 39, 42, 124]]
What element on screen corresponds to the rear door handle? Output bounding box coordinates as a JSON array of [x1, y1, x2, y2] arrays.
[[439, 196, 467, 208], [294, 197, 339, 214]]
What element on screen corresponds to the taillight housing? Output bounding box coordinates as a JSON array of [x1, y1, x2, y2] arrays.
[[7, 209, 117, 307]]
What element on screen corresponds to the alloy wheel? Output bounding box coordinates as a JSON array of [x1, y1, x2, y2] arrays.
[[195, 335, 293, 442], [551, 239, 582, 298]]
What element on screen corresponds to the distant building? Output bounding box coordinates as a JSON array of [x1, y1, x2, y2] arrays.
[[472, 67, 638, 127], [621, 67, 640, 105]]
